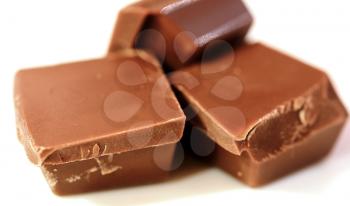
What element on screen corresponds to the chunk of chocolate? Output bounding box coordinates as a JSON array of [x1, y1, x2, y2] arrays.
[[170, 43, 348, 186], [108, 0, 253, 69], [14, 50, 185, 195]]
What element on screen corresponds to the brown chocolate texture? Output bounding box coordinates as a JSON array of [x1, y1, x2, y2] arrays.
[[14, 0, 348, 192], [15, 50, 185, 166], [14, 50, 186, 194], [108, 0, 253, 69], [42, 143, 177, 195], [170, 43, 348, 185]]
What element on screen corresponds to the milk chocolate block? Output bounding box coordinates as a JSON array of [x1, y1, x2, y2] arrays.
[[14, 50, 185, 195], [170, 43, 348, 186], [109, 0, 253, 69]]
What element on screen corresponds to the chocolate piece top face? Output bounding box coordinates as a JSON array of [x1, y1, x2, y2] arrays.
[[170, 43, 348, 157], [109, 0, 253, 68], [15, 50, 185, 165]]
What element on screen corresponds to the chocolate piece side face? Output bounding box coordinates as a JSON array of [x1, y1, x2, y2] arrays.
[[109, 0, 253, 69], [213, 100, 347, 186], [14, 50, 185, 165], [170, 43, 348, 158], [42, 143, 177, 195]]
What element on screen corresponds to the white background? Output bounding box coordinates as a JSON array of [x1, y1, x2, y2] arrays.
[[0, 0, 350, 205]]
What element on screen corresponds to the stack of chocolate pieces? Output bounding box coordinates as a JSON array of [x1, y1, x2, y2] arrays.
[[14, 0, 347, 195]]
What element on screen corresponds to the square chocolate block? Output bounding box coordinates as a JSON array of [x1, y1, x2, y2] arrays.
[[109, 0, 253, 69], [14, 50, 185, 195], [170, 43, 348, 186]]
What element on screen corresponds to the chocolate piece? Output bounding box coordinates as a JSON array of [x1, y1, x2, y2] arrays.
[[14, 50, 185, 195], [108, 0, 253, 69], [170, 43, 348, 186]]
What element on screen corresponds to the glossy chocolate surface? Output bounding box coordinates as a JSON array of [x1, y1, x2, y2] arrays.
[[14, 50, 185, 166], [171, 43, 348, 185]]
